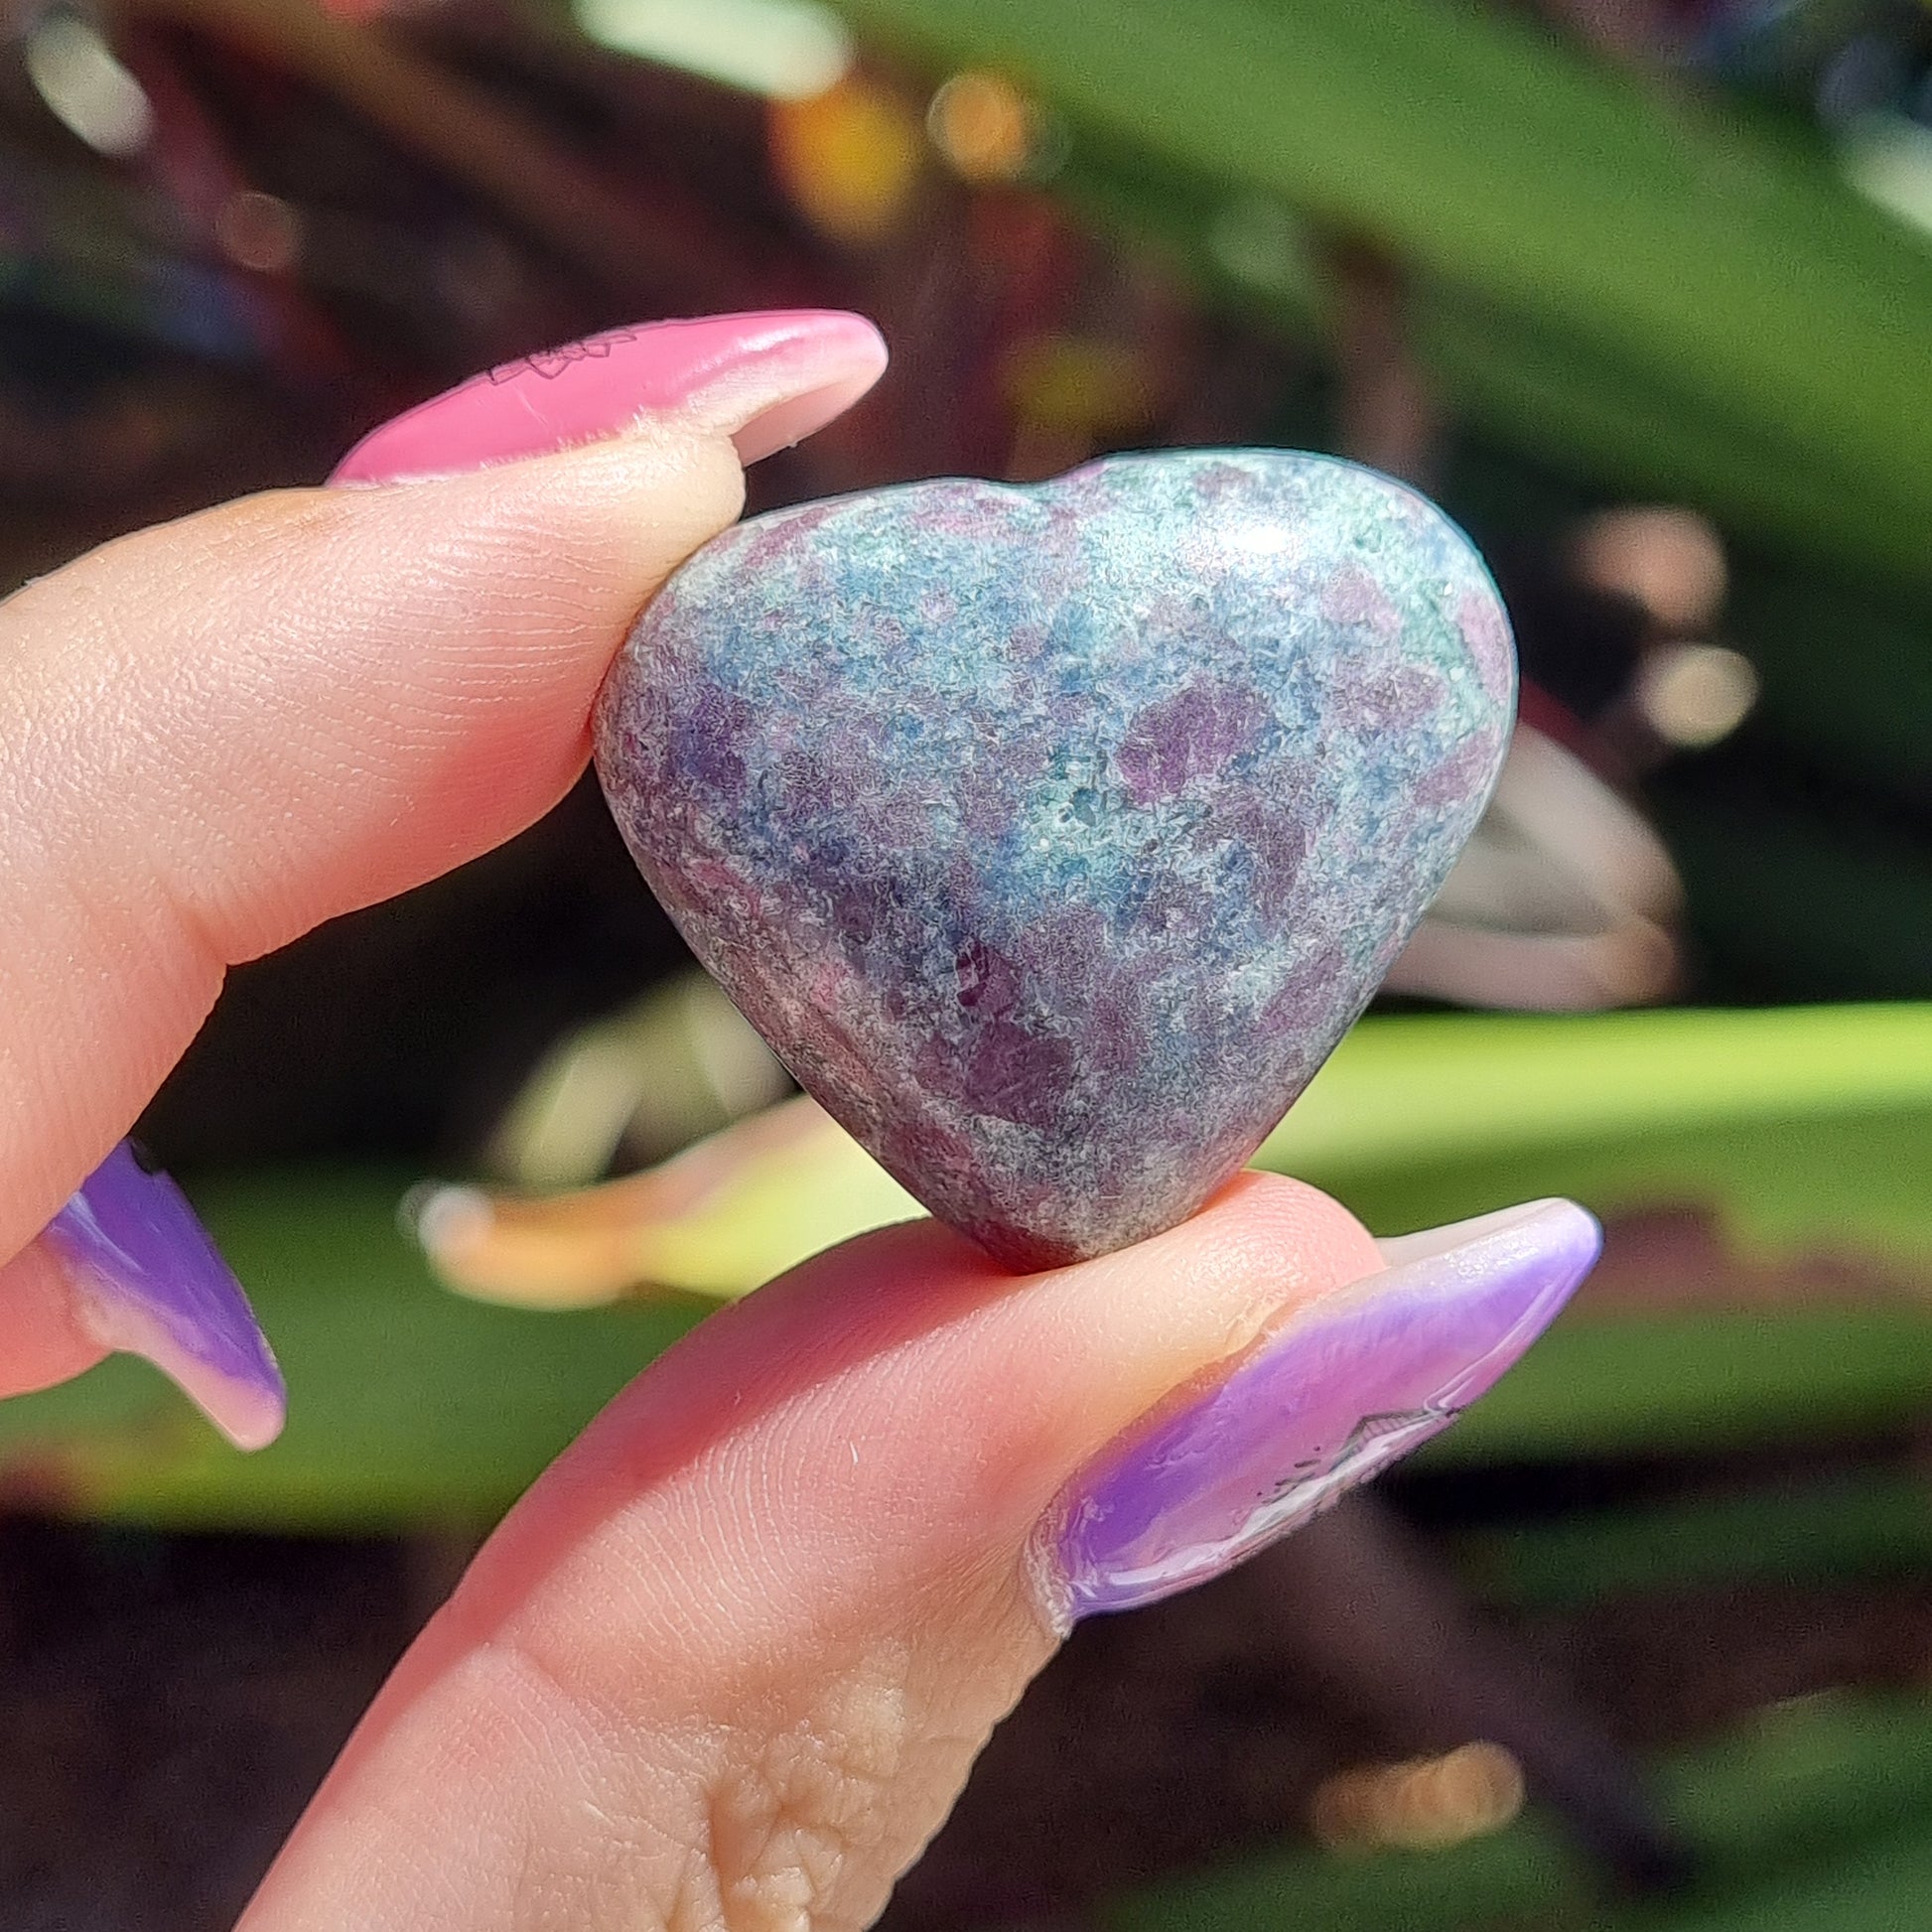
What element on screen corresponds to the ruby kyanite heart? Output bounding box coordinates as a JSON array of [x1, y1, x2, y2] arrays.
[[595, 451, 1514, 1271]]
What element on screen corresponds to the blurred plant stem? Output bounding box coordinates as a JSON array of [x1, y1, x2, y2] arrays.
[[420, 1003, 1932, 1309]]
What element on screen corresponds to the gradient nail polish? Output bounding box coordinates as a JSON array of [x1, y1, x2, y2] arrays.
[[44, 1143, 285, 1450], [332, 310, 889, 483], [1038, 1198, 1600, 1622]]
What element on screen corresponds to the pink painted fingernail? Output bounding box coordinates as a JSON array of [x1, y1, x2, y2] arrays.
[[1035, 1198, 1600, 1623], [331, 310, 889, 483]]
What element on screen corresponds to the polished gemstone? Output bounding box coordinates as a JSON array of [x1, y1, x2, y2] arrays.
[[596, 451, 1513, 1269]]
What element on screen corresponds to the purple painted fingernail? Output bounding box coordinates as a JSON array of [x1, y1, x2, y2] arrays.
[[43, 1141, 286, 1450], [1036, 1198, 1599, 1623]]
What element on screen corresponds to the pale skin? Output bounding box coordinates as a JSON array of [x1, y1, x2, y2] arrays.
[[0, 418, 1383, 1929]]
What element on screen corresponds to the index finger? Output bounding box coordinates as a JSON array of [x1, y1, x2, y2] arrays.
[[0, 313, 886, 1438], [0, 314, 886, 1251]]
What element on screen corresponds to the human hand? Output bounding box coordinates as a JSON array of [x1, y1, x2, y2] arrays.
[[0, 311, 1598, 1930]]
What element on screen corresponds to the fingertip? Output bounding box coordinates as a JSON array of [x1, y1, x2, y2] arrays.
[[1041, 1187, 1596, 1620], [1058, 1170, 1389, 1353], [0, 1241, 111, 1401], [1187, 1167, 1389, 1291]]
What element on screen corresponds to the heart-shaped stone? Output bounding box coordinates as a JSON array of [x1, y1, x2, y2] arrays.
[[595, 451, 1513, 1270]]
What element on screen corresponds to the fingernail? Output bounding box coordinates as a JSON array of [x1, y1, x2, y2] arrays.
[[331, 310, 889, 483], [1036, 1198, 1600, 1623], [43, 1142, 286, 1450]]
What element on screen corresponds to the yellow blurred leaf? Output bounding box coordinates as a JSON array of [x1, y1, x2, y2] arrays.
[[418, 1095, 921, 1308]]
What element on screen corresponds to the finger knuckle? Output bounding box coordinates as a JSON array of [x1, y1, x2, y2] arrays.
[[682, 1653, 911, 1932]]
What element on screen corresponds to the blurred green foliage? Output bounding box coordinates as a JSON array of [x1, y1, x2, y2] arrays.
[[1259, 1004, 1932, 1266], [0, 1005, 1924, 1529], [1452, 1472, 1932, 1608], [841, 0, 1932, 593], [1105, 1692, 1932, 1932]]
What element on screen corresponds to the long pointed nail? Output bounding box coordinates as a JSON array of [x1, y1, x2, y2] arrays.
[[330, 310, 889, 483], [43, 1143, 285, 1450], [1036, 1198, 1599, 1623]]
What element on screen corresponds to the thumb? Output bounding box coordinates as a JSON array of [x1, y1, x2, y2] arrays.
[[240, 1174, 1597, 1931]]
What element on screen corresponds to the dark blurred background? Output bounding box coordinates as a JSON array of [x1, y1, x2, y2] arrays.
[[4, 0, 1932, 1925]]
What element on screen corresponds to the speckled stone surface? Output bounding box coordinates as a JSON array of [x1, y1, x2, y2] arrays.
[[595, 451, 1514, 1270]]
